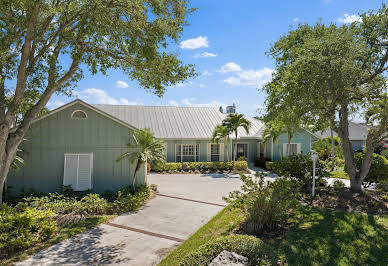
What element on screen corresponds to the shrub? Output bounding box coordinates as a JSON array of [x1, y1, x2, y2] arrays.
[[265, 161, 273, 170], [237, 156, 248, 161], [111, 184, 152, 213], [225, 173, 301, 235], [353, 152, 388, 187], [333, 180, 345, 189], [180, 234, 272, 266], [0, 205, 56, 258], [272, 154, 328, 188], [152, 161, 248, 173], [255, 157, 270, 168]]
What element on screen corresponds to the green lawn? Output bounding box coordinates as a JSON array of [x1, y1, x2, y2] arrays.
[[1, 215, 115, 265], [328, 170, 350, 179], [159, 205, 388, 266], [158, 206, 245, 266]]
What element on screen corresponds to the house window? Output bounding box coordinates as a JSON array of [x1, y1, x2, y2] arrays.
[[71, 110, 87, 119], [63, 153, 93, 191], [236, 143, 248, 159], [211, 144, 220, 162], [176, 144, 199, 162], [283, 143, 301, 157]]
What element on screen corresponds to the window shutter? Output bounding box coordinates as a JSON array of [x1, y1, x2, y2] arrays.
[[297, 143, 302, 154], [207, 143, 211, 161], [283, 143, 288, 157], [163, 142, 168, 161], [77, 154, 93, 191], [63, 154, 78, 189], [219, 143, 224, 161]]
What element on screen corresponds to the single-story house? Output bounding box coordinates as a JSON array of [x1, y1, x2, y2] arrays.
[[7, 99, 319, 194], [314, 122, 388, 152]]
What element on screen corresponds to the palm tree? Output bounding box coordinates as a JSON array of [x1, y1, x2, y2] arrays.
[[212, 125, 231, 161], [116, 129, 165, 189], [222, 113, 251, 161]]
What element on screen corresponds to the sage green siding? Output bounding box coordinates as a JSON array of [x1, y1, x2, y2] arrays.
[[272, 130, 313, 161], [7, 103, 145, 195]]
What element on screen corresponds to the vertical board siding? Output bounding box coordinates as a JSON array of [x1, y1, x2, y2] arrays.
[[272, 130, 313, 161], [7, 103, 144, 195]]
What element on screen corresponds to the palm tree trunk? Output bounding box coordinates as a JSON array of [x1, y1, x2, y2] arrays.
[[233, 131, 238, 161], [132, 157, 143, 189], [330, 128, 335, 171], [224, 137, 229, 162]]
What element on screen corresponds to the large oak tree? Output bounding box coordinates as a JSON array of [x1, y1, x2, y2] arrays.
[[263, 4, 388, 192], [0, 0, 195, 203]]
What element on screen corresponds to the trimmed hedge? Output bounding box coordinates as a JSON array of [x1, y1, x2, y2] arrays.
[[180, 234, 272, 266], [152, 161, 248, 173]]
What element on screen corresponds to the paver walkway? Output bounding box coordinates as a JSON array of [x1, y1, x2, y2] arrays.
[[17, 174, 243, 266]]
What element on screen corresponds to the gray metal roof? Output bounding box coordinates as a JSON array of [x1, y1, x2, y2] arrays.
[[92, 104, 265, 139], [314, 122, 370, 141]]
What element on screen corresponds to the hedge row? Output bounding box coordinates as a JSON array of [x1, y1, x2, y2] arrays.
[[152, 161, 248, 173]]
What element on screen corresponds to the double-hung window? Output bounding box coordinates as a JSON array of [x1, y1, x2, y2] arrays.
[[210, 144, 220, 162], [283, 143, 301, 157], [176, 144, 199, 162]]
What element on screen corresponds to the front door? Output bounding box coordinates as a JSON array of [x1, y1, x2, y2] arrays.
[[236, 143, 248, 159]]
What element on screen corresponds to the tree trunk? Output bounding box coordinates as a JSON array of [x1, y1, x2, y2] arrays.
[[224, 138, 229, 162], [337, 105, 362, 193], [233, 131, 238, 161], [132, 158, 144, 189], [330, 128, 335, 171]]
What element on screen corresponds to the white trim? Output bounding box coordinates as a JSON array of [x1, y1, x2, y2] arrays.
[[283, 143, 302, 157], [33, 99, 137, 130], [71, 109, 88, 119], [63, 153, 93, 191]]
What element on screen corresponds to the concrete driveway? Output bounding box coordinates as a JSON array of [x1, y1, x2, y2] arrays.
[[17, 174, 243, 266]]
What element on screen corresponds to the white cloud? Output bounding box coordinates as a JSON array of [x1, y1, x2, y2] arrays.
[[220, 62, 242, 73], [74, 88, 142, 105], [179, 36, 209, 50], [193, 52, 217, 58], [116, 80, 129, 88], [337, 14, 362, 24], [199, 84, 206, 88], [202, 70, 213, 76], [224, 67, 274, 88], [293, 17, 299, 23], [181, 98, 226, 108], [47, 100, 65, 110], [168, 100, 179, 107]]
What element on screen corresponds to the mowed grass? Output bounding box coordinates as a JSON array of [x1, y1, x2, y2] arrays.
[[269, 207, 388, 265], [159, 205, 388, 266], [329, 171, 350, 180], [1, 215, 115, 266], [158, 205, 245, 266]]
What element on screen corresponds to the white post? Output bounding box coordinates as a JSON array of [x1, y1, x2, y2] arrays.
[[311, 150, 318, 198]]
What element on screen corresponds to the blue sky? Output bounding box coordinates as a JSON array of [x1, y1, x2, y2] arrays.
[[48, 0, 386, 117]]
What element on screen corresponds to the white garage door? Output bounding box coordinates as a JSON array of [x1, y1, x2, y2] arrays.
[[63, 153, 93, 191]]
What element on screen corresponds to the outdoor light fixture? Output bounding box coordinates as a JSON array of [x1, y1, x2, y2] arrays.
[[311, 150, 318, 198]]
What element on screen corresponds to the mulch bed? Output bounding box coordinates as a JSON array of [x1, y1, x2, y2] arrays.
[[302, 187, 388, 215]]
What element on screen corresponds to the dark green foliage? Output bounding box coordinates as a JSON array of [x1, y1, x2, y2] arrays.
[[333, 180, 345, 189], [152, 161, 248, 173], [272, 155, 328, 188], [111, 185, 151, 213], [225, 174, 302, 235], [21, 185, 151, 215], [180, 234, 271, 266], [0, 205, 56, 258], [353, 153, 388, 187]]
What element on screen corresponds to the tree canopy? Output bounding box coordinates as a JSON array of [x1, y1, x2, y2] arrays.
[[262, 4, 388, 192], [0, 0, 195, 203]]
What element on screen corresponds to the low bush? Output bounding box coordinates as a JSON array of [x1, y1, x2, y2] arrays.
[[22, 185, 151, 216], [225, 173, 301, 236], [254, 157, 270, 168], [237, 156, 248, 161], [333, 180, 345, 189], [152, 161, 248, 173], [111, 184, 152, 213], [353, 152, 388, 187], [0, 205, 56, 258], [180, 234, 271, 266], [272, 154, 328, 188], [265, 161, 273, 170]]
